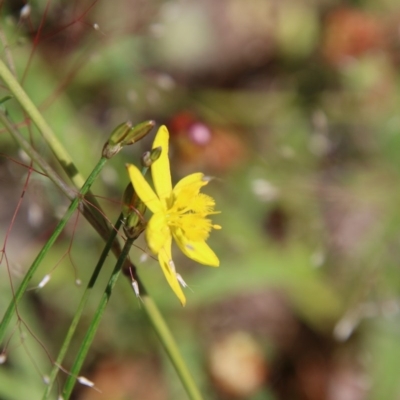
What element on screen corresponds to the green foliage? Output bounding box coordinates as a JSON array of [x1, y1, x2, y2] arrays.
[[2, 1, 400, 399]]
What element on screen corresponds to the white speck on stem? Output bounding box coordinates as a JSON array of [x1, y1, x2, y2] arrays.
[[77, 376, 95, 387], [132, 280, 140, 298], [92, 23, 106, 36], [0, 353, 7, 364], [38, 274, 51, 289]]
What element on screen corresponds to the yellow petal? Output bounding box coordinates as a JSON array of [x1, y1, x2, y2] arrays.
[[152, 126, 172, 205], [146, 212, 170, 254], [158, 237, 186, 306], [173, 173, 206, 198], [173, 229, 219, 267], [126, 164, 163, 214]]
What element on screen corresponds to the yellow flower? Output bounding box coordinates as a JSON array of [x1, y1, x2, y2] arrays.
[[126, 125, 221, 305]]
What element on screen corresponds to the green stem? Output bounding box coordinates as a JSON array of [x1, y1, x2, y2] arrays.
[[0, 60, 203, 398], [42, 213, 125, 400], [0, 110, 78, 201], [0, 109, 134, 291], [0, 58, 85, 188], [62, 236, 134, 399], [0, 59, 111, 245], [141, 295, 204, 400], [0, 157, 107, 345], [52, 166, 149, 398]]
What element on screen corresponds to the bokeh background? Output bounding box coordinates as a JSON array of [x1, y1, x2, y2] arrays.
[[1, 0, 400, 399]]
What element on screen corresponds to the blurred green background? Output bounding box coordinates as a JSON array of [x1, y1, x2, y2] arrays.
[[1, 0, 400, 399]]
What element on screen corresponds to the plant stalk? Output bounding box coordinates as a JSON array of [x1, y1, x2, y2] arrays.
[[62, 236, 134, 399], [41, 213, 125, 399], [0, 157, 107, 344], [141, 294, 204, 400]]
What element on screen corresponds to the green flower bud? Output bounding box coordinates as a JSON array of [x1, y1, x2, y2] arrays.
[[124, 205, 146, 239], [141, 146, 162, 167], [102, 120, 155, 159], [122, 120, 155, 146], [110, 121, 133, 145], [102, 121, 132, 159], [122, 182, 147, 239], [122, 182, 135, 218], [150, 146, 162, 162]]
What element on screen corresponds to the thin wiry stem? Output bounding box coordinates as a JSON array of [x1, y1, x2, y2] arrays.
[[0, 154, 107, 345], [0, 108, 136, 298], [0, 58, 111, 247], [42, 213, 125, 400], [62, 235, 135, 399]]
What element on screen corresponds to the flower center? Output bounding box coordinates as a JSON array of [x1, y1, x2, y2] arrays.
[[166, 192, 219, 242]]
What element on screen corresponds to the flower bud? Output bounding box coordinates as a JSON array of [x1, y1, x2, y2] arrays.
[[122, 181, 147, 239], [141, 146, 162, 167], [102, 120, 155, 159], [122, 120, 155, 146], [141, 151, 152, 167], [121, 182, 135, 218], [124, 206, 146, 239], [102, 121, 132, 159], [150, 146, 162, 162]]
